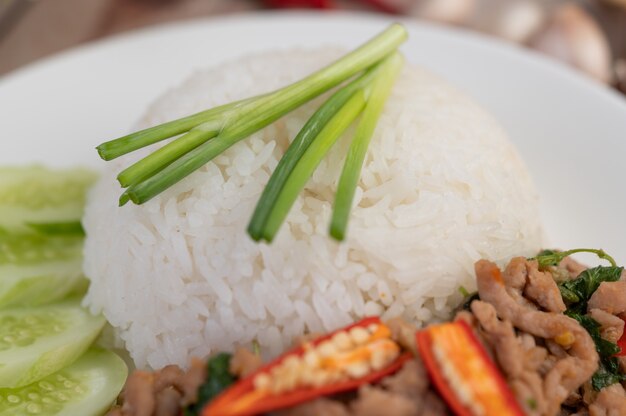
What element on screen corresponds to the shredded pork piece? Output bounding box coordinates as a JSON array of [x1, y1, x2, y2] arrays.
[[560, 257, 588, 280], [503, 257, 566, 313], [179, 357, 207, 406], [153, 365, 184, 392], [382, 359, 429, 397], [386, 317, 419, 355], [588, 308, 625, 344], [154, 387, 181, 416], [384, 359, 450, 416], [276, 398, 351, 416], [471, 301, 524, 376], [109, 359, 206, 416], [349, 358, 451, 416], [588, 383, 626, 416], [350, 385, 418, 416], [588, 281, 626, 315], [230, 347, 263, 378], [471, 300, 545, 415], [121, 371, 156, 416], [475, 258, 599, 416]]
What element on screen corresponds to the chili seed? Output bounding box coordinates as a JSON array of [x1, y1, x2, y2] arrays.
[[349, 326, 370, 345], [331, 331, 353, 351]]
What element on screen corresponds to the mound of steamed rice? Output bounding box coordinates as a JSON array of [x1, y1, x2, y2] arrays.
[[83, 48, 543, 370]]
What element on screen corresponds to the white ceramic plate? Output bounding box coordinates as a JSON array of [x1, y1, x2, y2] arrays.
[[1, 12, 625, 260]]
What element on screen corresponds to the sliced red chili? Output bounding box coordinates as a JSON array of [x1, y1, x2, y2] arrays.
[[416, 320, 525, 416], [203, 317, 411, 416]]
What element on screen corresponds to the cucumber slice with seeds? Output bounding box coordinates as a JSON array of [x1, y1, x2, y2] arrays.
[[0, 261, 85, 308], [0, 232, 85, 308], [0, 300, 105, 388], [0, 349, 127, 416], [0, 166, 97, 233]]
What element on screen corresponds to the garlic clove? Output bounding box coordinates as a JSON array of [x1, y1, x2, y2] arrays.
[[529, 4, 613, 84]]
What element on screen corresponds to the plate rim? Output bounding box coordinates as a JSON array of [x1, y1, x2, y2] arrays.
[[2, 10, 626, 113]]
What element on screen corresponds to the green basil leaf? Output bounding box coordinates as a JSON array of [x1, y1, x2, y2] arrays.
[[184, 353, 235, 416], [559, 266, 623, 310]]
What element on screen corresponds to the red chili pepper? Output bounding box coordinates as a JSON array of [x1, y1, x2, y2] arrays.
[[616, 316, 626, 357], [203, 317, 411, 416], [358, 0, 402, 14], [264, 0, 334, 8], [416, 320, 525, 416], [263, 0, 402, 12]]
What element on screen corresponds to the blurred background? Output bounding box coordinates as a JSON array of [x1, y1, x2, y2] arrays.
[[0, 0, 625, 93]]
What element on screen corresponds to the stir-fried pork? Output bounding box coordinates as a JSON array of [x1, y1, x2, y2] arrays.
[[475, 258, 599, 415], [109, 255, 626, 416], [110, 358, 207, 416], [588, 308, 625, 344], [588, 383, 626, 416], [588, 281, 626, 315]]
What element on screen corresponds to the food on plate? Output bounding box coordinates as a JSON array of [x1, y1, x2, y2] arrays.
[[0, 166, 127, 414], [10, 23, 621, 416], [0, 166, 96, 233], [97, 26, 408, 243], [0, 349, 127, 415], [84, 25, 542, 372], [0, 166, 96, 307], [0, 299, 105, 388], [416, 320, 525, 416], [203, 317, 411, 416], [0, 227, 86, 308], [108, 251, 626, 415]]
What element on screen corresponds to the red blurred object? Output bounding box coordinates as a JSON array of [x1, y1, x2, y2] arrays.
[[263, 0, 401, 13], [202, 317, 411, 416], [264, 0, 333, 8], [616, 316, 626, 356]]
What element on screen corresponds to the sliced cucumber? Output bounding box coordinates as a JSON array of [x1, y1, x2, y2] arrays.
[[0, 262, 86, 308], [0, 348, 127, 416], [0, 166, 97, 233], [0, 229, 84, 266], [0, 300, 105, 388], [0, 232, 85, 308]]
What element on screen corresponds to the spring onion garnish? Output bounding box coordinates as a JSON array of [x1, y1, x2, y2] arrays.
[[97, 24, 408, 242], [254, 53, 403, 242], [330, 53, 403, 240]]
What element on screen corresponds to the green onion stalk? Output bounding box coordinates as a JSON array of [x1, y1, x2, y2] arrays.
[[251, 52, 404, 242], [330, 52, 403, 241], [96, 24, 408, 242]]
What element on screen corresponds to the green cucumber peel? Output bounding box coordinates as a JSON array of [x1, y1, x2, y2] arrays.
[[0, 167, 96, 233], [0, 300, 105, 388], [0, 261, 86, 308], [0, 232, 85, 308], [0, 349, 127, 415]]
